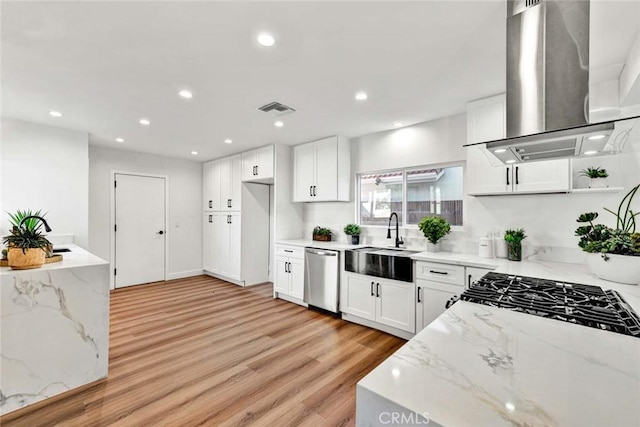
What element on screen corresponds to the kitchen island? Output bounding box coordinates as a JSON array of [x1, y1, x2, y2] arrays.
[[0, 245, 109, 416], [357, 253, 640, 427]]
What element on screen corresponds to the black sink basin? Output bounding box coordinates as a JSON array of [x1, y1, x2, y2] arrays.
[[345, 246, 418, 282], [52, 248, 71, 253]]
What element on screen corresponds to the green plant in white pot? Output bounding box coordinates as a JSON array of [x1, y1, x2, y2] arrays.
[[580, 166, 609, 189], [418, 216, 451, 252], [575, 184, 640, 285]]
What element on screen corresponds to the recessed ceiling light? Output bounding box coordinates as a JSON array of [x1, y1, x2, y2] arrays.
[[191, 151, 198, 155], [506, 159, 517, 164], [179, 90, 193, 99], [49, 110, 63, 117], [115, 138, 125, 143], [584, 150, 598, 155], [257, 33, 275, 47], [588, 134, 606, 140], [274, 120, 284, 128], [392, 122, 403, 128], [494, 148, 507, 153], [139, 118, 151, 126], [224, 139, 233, 144], [355, 91, 368, 101], [505, 402, 516, 412]]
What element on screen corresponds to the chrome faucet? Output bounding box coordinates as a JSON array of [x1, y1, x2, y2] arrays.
[[386, 212, 404, 248], [18, 215, 52, 232]]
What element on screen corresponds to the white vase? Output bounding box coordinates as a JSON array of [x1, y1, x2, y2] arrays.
[[589, 178, 608, 189], [587, 253, 640, 285], [426, 242, 440, 252]]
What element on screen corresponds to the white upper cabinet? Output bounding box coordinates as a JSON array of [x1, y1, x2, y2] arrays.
[[466, 94, 570, 196], [220, 154, 242, 211], [203, 160, 221, 211], [242, 145, 274, 183], [293, 136, 350, 202]]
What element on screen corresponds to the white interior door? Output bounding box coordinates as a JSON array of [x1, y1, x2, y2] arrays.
[[115, 173, 166, 288]]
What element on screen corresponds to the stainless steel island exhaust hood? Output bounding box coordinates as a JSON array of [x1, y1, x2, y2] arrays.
[[466, 0, 639, 163]]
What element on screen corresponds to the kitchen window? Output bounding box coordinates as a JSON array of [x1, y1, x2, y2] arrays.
[[357, 165, 464, 227]]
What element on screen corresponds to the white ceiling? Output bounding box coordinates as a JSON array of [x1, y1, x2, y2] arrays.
[[1, 1, 638, 161]]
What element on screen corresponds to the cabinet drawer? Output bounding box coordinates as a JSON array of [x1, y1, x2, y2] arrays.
[[276, 245, 304, 259], [415, 261, 465, 286]]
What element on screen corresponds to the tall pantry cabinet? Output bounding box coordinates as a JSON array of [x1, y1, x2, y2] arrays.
[[202, 153, 270, 286]]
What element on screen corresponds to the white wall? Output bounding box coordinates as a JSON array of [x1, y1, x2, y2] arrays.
[[1, 118, 89, 246], [88, 146, 202, 282], [302, 113, 640, 260]]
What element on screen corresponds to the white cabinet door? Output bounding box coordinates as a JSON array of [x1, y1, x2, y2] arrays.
[[416, 280, 460, 331], [210, 212, 223, 274], [466, 267, 493, 289], [466, 94, 506, 144], [313, 137, 338, 201], [229, 154, 242, 210], [288, 258, 305, 300], [241, 150, 257, 182], [203, 162, 212, 211], [227, 212, 242, 280], [217, 213, 231, 275], [294, 142, 316, 202], [202, 213, 215, 272], [342, 274, 376, 321], [513, 160, 570, 194], [375, 279, 416, 333], [256, 145, 274, 180], [274, 256, 290, 294], [466, 146, 512, 195]]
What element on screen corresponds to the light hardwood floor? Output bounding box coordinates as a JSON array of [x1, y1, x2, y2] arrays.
[[1, 275, 406, 426]]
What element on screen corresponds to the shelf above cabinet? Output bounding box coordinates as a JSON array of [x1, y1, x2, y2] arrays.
[[570, 187, 624, 194]]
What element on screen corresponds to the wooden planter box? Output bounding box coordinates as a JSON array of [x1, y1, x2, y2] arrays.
[[313, 234, 331, 242]]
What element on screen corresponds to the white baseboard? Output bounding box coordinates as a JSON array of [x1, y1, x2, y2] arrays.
[[275, 292, 308, 307], [341, 313, 414, 340], [167, 269, 204, 281], [203, 270, 245, 286]]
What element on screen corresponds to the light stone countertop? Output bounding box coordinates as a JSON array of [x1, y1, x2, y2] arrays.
[[0, 244, 108, 276]]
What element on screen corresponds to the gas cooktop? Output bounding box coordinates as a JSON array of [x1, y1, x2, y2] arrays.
[[453, 272, 640, 338]]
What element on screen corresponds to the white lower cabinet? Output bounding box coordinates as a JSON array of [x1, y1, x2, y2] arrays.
[[416, 280, 460, 331], [341, 273, 415, 334], [203, 212, 241, 281], [274, 245, 305, 301], [466, 266, 493, 288]]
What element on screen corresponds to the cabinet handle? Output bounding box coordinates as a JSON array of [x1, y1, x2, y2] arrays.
[[506, 167, 510, 186], [288, 262, 291, 273], [284, 249, 293, 253], [429, 270, 448, 275], [208, 200, 212, 209], [284, 262, 288, 273], [310, 186, 313, 197], [229, 215, 232, 224], [256, 165, 259, 176], [370, 281, 374, 296], [515, 166, 519, 185], [417, 286, 422, 303], [227, 199, 232, 208], [376, 283, 380, 298], [208, 215, 212, 223], [313, 186, 317, 197], [468, 274, 472, 288]]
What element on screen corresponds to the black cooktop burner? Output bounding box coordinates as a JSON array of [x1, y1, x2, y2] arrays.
[[458, 272, 640, 338]]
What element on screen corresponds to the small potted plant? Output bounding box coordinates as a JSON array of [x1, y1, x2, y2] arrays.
[[504, 228, 526, 261], [575, 184, 640, 284], [418, 216, 451, 252], [580, 166, 609, 189], [343, 224, 361, 245], [3, 226, 51, 271], [312, 226, 332, 242]]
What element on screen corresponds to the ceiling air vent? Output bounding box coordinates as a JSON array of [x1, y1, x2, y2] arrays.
[[258, 101, 297, 117]]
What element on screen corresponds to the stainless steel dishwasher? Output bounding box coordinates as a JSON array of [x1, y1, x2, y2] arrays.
[[304, 247, 340, 313]]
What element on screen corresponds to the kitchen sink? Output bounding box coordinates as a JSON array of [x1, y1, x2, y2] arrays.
[[345, 246, 418, 282]]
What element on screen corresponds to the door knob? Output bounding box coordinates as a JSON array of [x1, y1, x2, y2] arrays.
[[157, 230, 164, 235]]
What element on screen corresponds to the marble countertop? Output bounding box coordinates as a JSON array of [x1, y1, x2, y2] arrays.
[[276, 239, 370, 251], [0, 244, 108, 276], [359, 300, 640, 427]]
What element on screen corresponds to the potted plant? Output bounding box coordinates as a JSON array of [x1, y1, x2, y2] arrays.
[[579, 166, 609, 189], [3, 225, 51, 271], [575, 184, 640, 284], [343, 224, 361, 245], [504, 228, 526, 261], [312, 226, 332, 242], [418, 216, 451, 252]]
